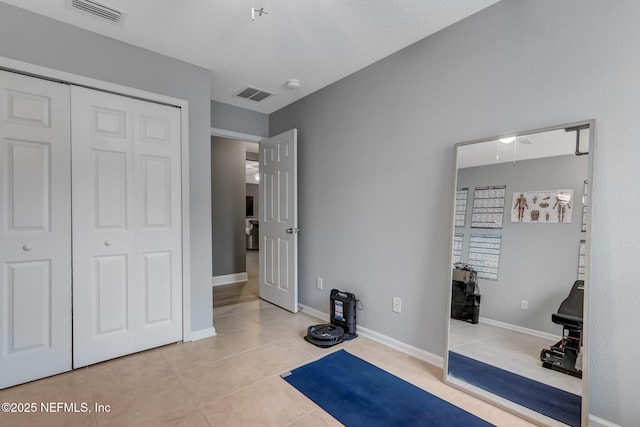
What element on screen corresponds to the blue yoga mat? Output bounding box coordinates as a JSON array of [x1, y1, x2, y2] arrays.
[[282, 349, 494, 427], [448, 352, 581, 427]]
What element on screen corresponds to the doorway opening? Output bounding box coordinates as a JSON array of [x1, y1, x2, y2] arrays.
[[211, 135, 261, 309], [211, 128, 298, 315]]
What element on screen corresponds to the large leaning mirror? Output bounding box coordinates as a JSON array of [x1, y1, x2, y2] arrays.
[[444, 120, 594, 427]]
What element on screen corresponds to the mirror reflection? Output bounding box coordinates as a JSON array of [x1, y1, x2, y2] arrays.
[[446, 122, 592, 427]]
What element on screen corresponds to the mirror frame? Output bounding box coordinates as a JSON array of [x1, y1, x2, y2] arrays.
[[443, 119, 595, 427]]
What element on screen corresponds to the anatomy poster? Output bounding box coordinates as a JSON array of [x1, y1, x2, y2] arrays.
[[471, 185, 506, 229], [511, 189, 574, 223]]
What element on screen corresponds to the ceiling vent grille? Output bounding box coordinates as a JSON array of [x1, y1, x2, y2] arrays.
[[71, 0, 123, 23], [234, 87, 274, 102]]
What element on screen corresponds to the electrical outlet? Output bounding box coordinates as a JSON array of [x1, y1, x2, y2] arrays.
[[392, 297, 402, 313], [521, 300, 528, 310], [316, 277, 323, 290]]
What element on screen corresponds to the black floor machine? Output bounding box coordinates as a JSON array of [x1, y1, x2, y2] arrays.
[[305, 289, 358, 348], [451, 263, 481, 324], [540, 280, 584, 378]]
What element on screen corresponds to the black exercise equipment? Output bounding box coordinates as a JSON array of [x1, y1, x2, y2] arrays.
[[540, 280, 584, 378], [450, 263, 481, 324]]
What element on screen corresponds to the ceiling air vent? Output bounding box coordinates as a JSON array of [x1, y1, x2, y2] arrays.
[[234, 87, 274, 103], [71, 0, 123, 23]]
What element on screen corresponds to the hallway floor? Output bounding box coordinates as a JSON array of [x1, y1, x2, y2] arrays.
[[213, 250, 259, 308], [0, 298, 538, 427]]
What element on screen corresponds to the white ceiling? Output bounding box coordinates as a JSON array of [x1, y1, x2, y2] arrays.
[[1, 0, 500, 114]]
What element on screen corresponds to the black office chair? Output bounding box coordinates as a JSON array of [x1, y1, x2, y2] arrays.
[[540, 280, 584, 378]]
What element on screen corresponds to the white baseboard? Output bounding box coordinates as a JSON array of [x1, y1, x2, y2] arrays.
[[189, 327, 217, 341], [212, 272, 248, 287], [298, 304, 328, 322], [357, 325, 444, 368], [299, 304, 443, 368], [589, 414, 621, 427], [479, 317, 561, 342]]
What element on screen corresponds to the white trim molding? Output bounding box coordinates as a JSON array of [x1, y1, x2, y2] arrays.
[[479, 317, 561, 342], [212, 272, 248, 287], [189, 327, 217, 342], [299, 304, 328, 322], [299, 304, 443, 368], [588, 414, 621, 427], [210, 127, 264, 143], [358, 324, 444, 368], [0, 57, 190, 107]]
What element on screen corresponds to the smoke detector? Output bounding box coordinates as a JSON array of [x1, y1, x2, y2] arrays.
[[286, 79, 301, 89], [70, 0, 124, 23]]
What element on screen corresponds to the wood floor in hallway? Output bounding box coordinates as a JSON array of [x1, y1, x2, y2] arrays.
[[213, 250, 259, 308]]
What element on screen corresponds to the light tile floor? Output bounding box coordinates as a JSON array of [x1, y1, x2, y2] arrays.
[[0, 300, 537, 427], [449, 319, 583, 395]]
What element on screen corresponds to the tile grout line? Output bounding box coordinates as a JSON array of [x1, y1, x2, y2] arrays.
[[158, 344, 214, 427]]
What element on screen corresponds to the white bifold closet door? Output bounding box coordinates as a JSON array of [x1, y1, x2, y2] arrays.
[[0, 71, 72, 388], [71, 86, 183, 368]]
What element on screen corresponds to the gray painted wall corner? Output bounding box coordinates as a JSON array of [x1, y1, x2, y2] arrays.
[[211, 100, 269, 137]]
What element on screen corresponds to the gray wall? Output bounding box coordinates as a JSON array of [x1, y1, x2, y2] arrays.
[[0, 3, 213, 333], [270, 0, 640, 424], [456, 154, 588, 335], [246, 184, 259, 218], [211, 137, 247, 276], [211, 100, 269, 137]]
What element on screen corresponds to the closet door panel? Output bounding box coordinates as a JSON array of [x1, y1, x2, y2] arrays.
[[6, 260, 51, 351], [95, 150, 128, 229], [142, 156, 171, 228], [143, 251, 172, 324], [7, 140, 50, 229], [132, 98, 182, 351], [72, 86, 182, 368], [0, 71, 71, 389], [94, 255, 129, 334]]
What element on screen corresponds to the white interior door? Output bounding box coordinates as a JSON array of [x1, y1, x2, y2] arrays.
[[259, 129, 298, 313], [72, 86, 182, 368], [0, 71, 72, 388]]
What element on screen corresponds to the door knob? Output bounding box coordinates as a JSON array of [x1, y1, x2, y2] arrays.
[[22, 244, 32, 251], [105, 240, 113, 246], [285, 228, 299, 234]]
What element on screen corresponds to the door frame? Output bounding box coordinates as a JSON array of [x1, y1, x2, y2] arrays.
[[0, 56, 193, 341], [211, 127, 263, 144], [209, 127, 264, 322]]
